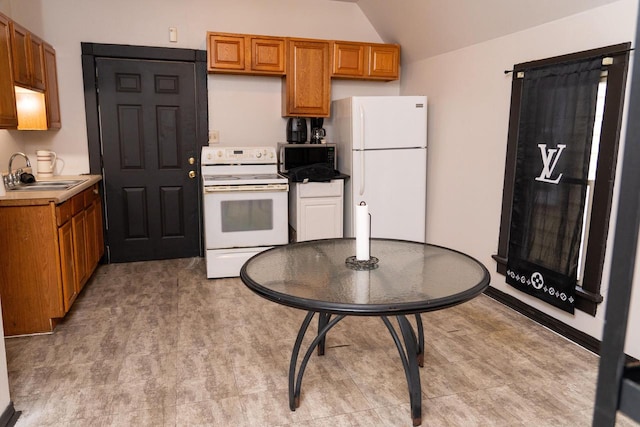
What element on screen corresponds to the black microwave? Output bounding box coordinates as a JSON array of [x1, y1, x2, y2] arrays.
[[277, 143, 337, 174]]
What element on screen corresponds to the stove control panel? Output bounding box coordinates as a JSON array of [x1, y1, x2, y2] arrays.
[[202, 146, 276, 164]]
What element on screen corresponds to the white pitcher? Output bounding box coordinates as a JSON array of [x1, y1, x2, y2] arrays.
[[36, 150, 57, 177]]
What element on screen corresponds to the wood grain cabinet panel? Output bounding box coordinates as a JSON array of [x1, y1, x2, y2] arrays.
[[0, 13, 17, 128], [251, 37, 285, 73], [368, 44, 400, 80], [332, 42, 366, 77], [9, 21, 45, 90], [282, 39, 331, 117], [207, 32, 285, 75], [207, 33, 245, 71], [9, 20, 30, 87], [58, 220, 77, 312], [43, 42, 61, 129], [28, 32, 45, 90], [332, 41, 400, 81]]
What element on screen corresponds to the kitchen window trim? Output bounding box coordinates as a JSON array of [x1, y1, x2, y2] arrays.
[[492, 42, 631, 316]]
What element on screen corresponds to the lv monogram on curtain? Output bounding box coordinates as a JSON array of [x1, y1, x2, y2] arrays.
[[506, 58, 603, 314]]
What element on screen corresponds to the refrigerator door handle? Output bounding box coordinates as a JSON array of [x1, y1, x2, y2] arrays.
[[359, 105, 365, 151], [359, 149, 365, 196]]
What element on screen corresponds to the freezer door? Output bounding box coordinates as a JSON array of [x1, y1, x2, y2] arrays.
[[352, 96, 427, 150], [346, 148, 426, 243]]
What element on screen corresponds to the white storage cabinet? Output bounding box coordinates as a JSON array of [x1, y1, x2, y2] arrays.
[[289, 180, 344, 242]]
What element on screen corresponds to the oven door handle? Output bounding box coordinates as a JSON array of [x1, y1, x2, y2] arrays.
[[204, 184, 289, 193]]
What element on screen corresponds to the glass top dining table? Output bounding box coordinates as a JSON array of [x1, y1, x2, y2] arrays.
[[240, 238, 491, 426]]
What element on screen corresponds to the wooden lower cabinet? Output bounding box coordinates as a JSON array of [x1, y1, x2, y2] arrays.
[[58, 220, 77, 312], [0, 184, 104, 336]]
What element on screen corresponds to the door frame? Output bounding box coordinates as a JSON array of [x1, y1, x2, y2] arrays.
[[81, 42, 209, 260]]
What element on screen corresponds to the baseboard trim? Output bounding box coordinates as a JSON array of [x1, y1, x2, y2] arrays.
[[0, 402, 20, 427], [484, 286, 603, 353]]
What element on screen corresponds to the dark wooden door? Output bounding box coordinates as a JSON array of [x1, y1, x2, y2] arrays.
[[96, 58, 201, 262]]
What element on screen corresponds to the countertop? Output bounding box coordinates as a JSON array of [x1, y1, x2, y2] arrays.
[[0, 175, 103, 207]]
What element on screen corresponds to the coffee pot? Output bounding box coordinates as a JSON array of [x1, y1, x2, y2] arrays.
[[309, 117, 326, 144], [310, 127, 326, 144]]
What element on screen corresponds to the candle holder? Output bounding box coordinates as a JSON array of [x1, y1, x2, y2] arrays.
[[345, 255, 379, 270]]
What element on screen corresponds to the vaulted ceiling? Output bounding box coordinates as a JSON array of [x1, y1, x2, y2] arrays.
[[333, 0, 622, 62]]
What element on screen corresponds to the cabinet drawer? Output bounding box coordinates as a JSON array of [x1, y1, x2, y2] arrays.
[[56, 200, 72, 226], [71, 191, 86, 215], [84, 184, 98, 205], [297, 180, 343, 198]]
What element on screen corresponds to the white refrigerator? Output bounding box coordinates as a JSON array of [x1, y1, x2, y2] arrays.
[[332, 96, 427, 243]]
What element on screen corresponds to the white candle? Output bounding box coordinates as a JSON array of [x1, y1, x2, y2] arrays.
[[355, 202, 370, 261]]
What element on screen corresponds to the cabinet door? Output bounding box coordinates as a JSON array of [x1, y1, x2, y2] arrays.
[[58, 221, 77, 312], [332, 42, 365, 78], [251, 36, 285, 74], [299, 197, 343, 241], [28, 33, 45, 90], [9, 21, 30, 87], [283, 39, 331, 117], [72, 211, 88, 292], [43, 42, 61, 128], [0, 13, 17, 128], [368, 44, 399, 80], [207, 33, 246, 71]]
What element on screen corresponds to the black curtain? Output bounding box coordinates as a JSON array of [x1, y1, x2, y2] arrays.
[[507, 58, 603, 313]]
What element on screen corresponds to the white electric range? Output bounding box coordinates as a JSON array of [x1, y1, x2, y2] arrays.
[[201, 146, 289, 278]]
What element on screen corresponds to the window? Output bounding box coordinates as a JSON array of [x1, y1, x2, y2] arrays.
[[493, 43, 631, 315]]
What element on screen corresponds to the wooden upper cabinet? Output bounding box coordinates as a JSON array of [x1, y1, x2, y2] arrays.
[[28, 32, 45, 90], [9, 20, 30, 87], [282, 39, 331, 118], [251, 37, 285, 74], [333, 42, 366, 77], [0, 13, 17, 128], [332, 41, 399, 81], [208, 33, 245, 71], [43, 42, 61, 129], [368, 44, 399, 80], [207, 32, 285, 75], [9, 21, 45, 90]]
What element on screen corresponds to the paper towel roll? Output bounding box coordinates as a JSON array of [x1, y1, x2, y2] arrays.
[[356, 202, 369, 261]]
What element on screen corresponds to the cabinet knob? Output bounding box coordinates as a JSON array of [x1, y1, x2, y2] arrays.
[[188, 170, 196, 179]]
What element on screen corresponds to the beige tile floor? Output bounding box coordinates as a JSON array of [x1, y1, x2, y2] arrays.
[[5, 257, 639, 426]]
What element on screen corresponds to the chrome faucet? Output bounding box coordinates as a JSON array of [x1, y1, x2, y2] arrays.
[[4, 152, 32, 188]]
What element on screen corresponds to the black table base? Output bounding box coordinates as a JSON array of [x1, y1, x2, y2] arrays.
[[289, 311, 425, 426]]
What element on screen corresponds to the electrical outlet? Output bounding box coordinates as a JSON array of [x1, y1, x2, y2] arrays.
[[209, 130, 220, 144]]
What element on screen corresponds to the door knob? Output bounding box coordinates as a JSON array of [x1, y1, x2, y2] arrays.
[[188, 157, 195, 165], [188, 170, 196, 179]]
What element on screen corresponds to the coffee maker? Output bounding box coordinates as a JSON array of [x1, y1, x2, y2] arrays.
[[286, 117, 307, 144], [309, 117, 326, 144]]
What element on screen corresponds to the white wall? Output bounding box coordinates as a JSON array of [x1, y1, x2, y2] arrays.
[[0, 0, 399, 174], [401, 0, 640, 358]]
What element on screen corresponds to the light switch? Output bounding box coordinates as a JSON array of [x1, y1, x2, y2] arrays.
[[169, 27, 178, 43]]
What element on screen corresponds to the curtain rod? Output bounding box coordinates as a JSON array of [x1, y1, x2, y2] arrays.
[[503, 47, 635, 75]]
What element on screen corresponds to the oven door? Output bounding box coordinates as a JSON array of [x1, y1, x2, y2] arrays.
[[203, 186, 289, 249]]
